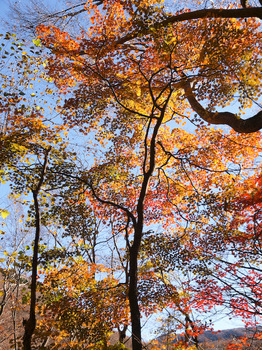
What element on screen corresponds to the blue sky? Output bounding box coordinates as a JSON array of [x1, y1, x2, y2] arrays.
[[0, 0, 10, 27], [0, 0, 255, 340]]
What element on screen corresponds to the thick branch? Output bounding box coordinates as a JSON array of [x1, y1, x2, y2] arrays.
[[183, 81, 262, 133], [117, 7, 262, 45]]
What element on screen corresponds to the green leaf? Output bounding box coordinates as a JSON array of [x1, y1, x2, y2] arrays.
[[32, 38, 41, 47]]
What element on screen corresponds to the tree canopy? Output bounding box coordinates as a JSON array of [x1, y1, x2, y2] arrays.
[[0, 0, 262, 349]]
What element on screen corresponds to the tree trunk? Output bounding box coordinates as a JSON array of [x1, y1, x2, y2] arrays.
[[22, 147, 51, 350], [128, 221, 144, 350], [129, 243, 142, 350], [22, 190, 40, 350]]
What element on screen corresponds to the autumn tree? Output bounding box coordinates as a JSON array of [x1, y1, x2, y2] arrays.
[[3, 0, 262, 349], [0, 30, 131, 347], [0, 140, 84, 350], [0, 31, 75, 349]]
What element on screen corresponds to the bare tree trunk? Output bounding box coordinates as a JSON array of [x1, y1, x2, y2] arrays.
[[23, 147, 51, 350], [129, 238, 142, 350]]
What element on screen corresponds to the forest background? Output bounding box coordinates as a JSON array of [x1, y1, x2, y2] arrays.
[[0, 0, 262, 349]]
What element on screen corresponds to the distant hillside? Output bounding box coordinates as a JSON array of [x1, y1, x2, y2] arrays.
[[110, 327, 262, 349], [155, 327, 262, 350], [200, 327, 261, 342]]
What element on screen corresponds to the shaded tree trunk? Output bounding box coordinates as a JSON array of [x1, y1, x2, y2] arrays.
[[129, 238, 142, 350], [23, 147, 51, 350]]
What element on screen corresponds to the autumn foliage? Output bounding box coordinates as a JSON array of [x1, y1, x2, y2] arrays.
[[0, 0, 262, 349]]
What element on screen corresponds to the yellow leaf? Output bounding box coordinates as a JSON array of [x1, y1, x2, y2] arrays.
[[0, 210, 9, 219]]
